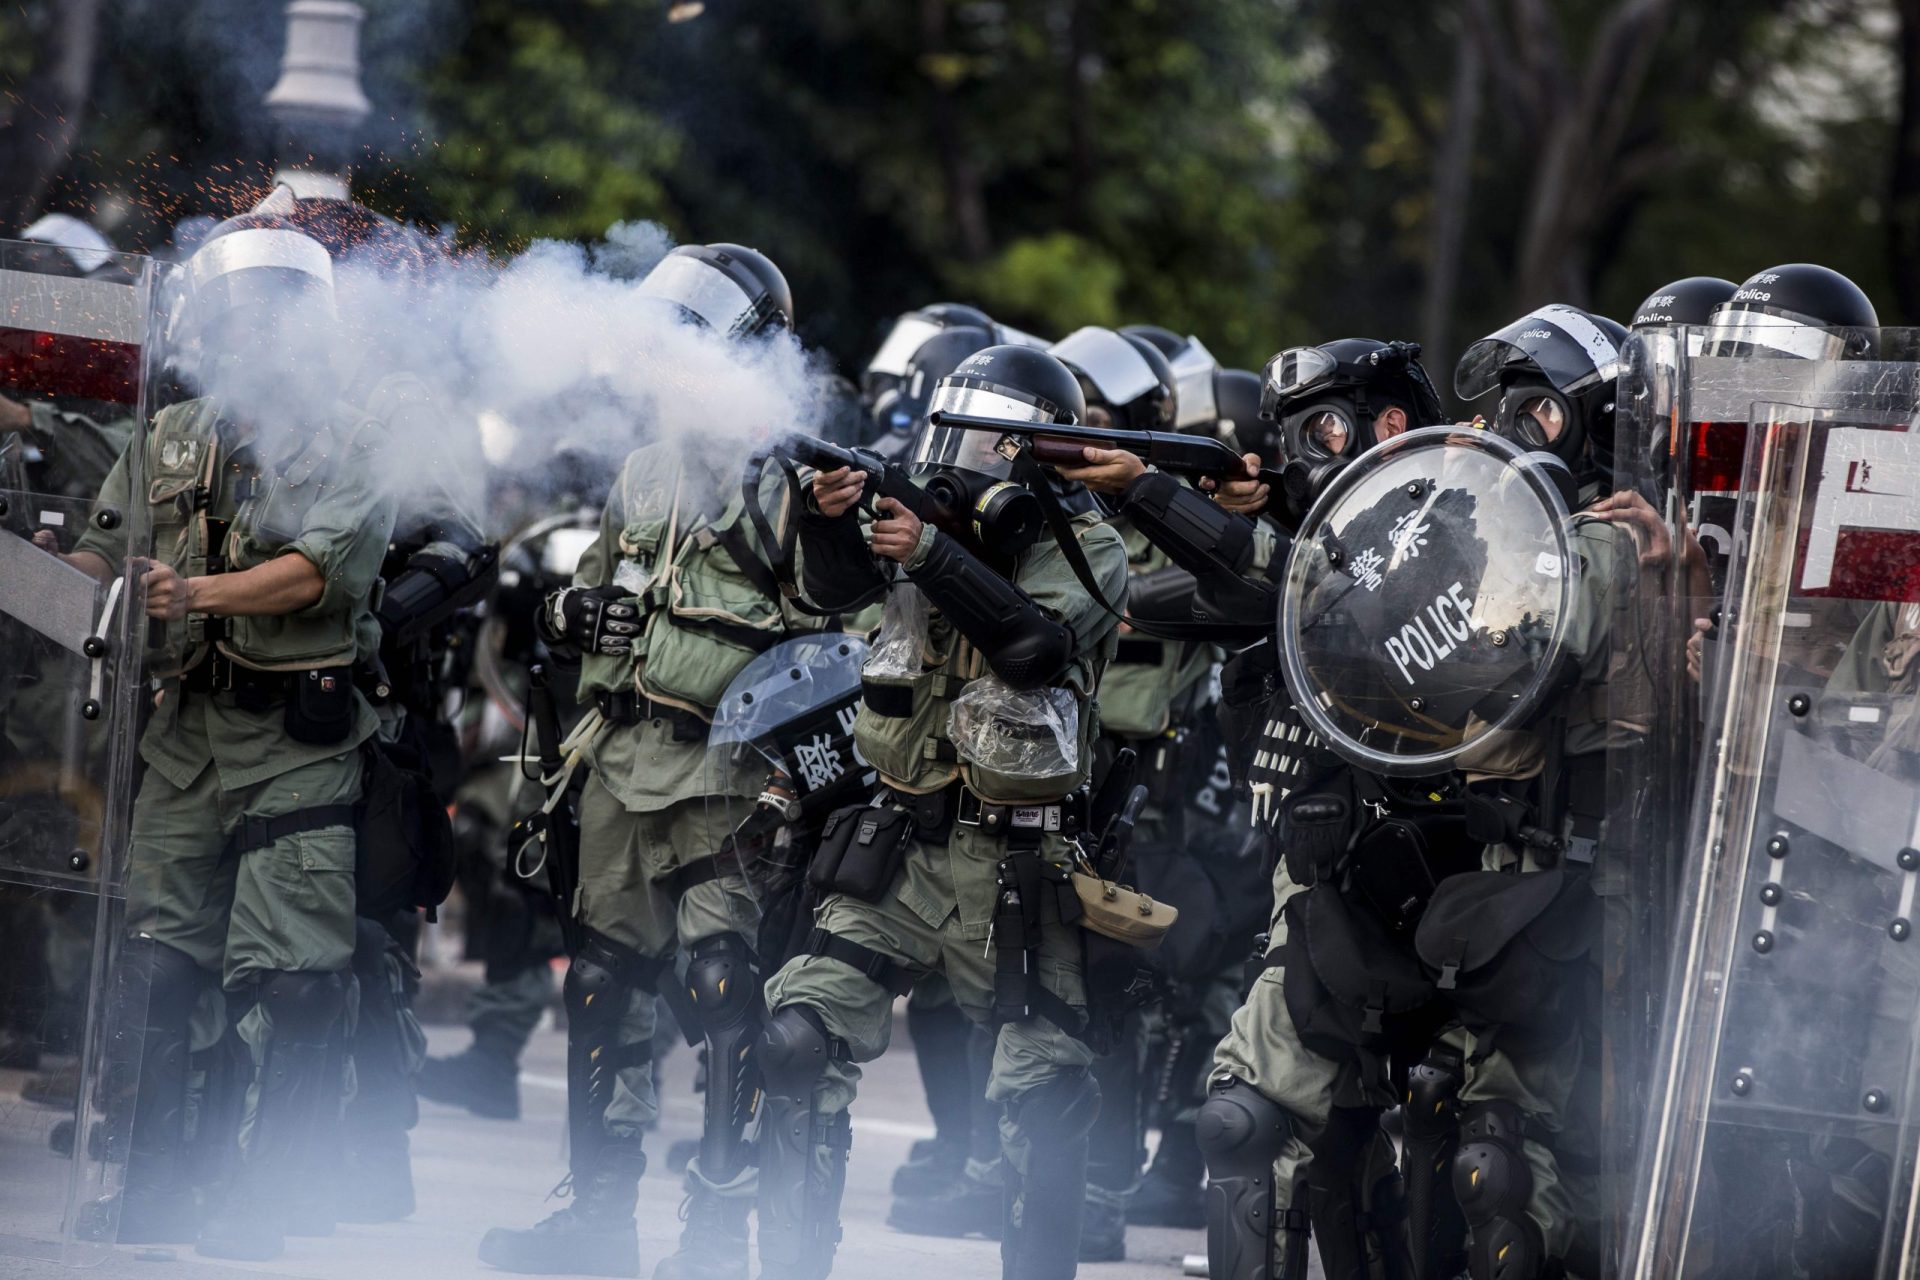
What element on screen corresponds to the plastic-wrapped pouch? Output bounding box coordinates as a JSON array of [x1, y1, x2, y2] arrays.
[[863, 582, 930, 679], [949, 677, 1081, 783]]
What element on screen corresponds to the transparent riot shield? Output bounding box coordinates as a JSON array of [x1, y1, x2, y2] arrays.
[[1626, 386, 1920, 1279], [704, 632, 871, 963], [0, 238, 157, 1261], [1278, 425, 1578, 776]]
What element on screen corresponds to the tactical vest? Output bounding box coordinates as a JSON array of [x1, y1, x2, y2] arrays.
[[582, 448, 792, 719], [854, 516, 1115, 804], [144, 398, 372, 678]]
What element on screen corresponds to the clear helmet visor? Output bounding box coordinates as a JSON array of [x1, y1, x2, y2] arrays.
[[1172, 336, 1220, 428], [1703, 308, 1852, 360], [637, 253, 758, 335], [866, 315, 947, 379], [1456, 304, 1622, 401], [1268, 346, 1340, 400], [1050, 326, 1159, 406], [911, 381, 1055, 479]]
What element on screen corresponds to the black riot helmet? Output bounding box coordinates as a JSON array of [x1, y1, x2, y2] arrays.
[[862, 301, 997, 403], [867, 322, 996, 451], [1704, 262, 1878, 360], [1631, 276, 1738, 330], [1050, 326, 1176, 431], [908, 345, 1085, 559], [1456, 305, 1627, 486], [1264, 338, 1445, 512], [637, 242, 792, 338], [1122, 324, 1230, 431], [1214, 368, 1275, 464], [1118, 324, 1184, 358]]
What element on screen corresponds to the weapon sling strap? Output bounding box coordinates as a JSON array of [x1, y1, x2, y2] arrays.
[[740, 448, 847, 619], [1009, 447, 1249, 644]]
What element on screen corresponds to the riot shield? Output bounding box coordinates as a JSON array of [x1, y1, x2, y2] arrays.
[[1626, 382, 1920, 1279], [704, 632, 871, 965], [1277, 425, 1578, 776], [0, 239, 159, 1260]]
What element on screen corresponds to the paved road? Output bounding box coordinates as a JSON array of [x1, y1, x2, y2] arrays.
[[1, 1003, 1209, 1280]]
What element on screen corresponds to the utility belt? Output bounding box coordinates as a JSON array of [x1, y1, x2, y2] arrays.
[[865, 781, 1088, 847], [595, 689, 708, 743], [183, 652, 359, 746]]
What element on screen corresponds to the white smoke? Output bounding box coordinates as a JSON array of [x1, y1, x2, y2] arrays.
[[173, 220, 834, 534]]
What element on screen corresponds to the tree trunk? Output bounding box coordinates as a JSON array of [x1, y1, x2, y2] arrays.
[[1065, 0, 1095, 233], [1422, 24, 1482, 384], [1892, 0, 1920, 323], [0, 0, 103, 233], [920, 0, 991, 262]]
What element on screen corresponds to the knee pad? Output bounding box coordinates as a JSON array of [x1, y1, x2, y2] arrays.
[[1197, 1076, 1291, 1178], [1008, 1067, 1101, 1146], [129, 935, 207, 1026], [760, 1004, 835, 1099], [1405, 1047, 1465, 1140], [686, 932, 758, 1030], [256, 970, 347, 1041], [563, 949, 629, 1039], [1453, 1101, 1544, 1280]]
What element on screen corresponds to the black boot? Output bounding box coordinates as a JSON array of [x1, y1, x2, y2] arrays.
[[197, 971, 348, 1262], [478, 1146, 646, 1278], [1129, 1120, 1206, 1228], [652, 1187, 751, 1280], [1001, 1069, 1101, 1280], [420, 1042, 522, 1119], [888, 1160, 1005, 1239]]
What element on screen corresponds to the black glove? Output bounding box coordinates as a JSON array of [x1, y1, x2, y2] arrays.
[[540, 586, 641, 656]]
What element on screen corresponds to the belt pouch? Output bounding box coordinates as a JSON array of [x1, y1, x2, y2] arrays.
[[807, 804, 915, 902], [284, 665, 355, 744]]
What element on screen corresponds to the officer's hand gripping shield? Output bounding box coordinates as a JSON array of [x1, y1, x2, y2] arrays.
[[0, 239, 161, 1260], [1277, 425, 1579, 777], [1625, 342, 1920, 1279], [703, 633, 871, 964]]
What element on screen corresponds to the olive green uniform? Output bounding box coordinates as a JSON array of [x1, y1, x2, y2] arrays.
[[76, 397, 394, 988], [566, 445, 825, 1164], [765, 508, 1127, 1126]]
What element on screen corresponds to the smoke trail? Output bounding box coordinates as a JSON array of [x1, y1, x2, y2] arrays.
[[172, 219, 833, 532]]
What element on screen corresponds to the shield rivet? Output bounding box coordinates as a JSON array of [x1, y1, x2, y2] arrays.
[[1900, 848, 1919, 872], [1766, 834, 1790, 859], [1892, 919, 1912, 943], [740, 692, 754, 705], [789, 668, 803, 681], [67, 851, 89, 873], [1490, 630, 1509, 647], [80, 700, 101, 721], [1409, 698, 1425, 712], [1406, 483, 1423, 499], [1730, 1071, 1753, 1097], [1751, 930, 1774, 954], [95, 507, 120, 530], [1787, 693, 1810, 717], [1758, 882, 1783, 907], [1864, 1089, 1889, 1113]]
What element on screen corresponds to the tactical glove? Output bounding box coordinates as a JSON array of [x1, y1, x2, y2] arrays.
[[541, 586, 641, 656]]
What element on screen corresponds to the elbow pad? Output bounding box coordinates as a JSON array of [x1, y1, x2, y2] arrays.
[[377, 541, 501, 645], [1126, 565, 1198, 625], [906, 532, 1073, 689], [1122, 472, 1258, 581]]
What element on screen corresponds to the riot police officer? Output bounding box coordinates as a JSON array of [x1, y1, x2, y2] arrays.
[[57, 211, 397, 1260], [480, 242, 812, 1280], [757, 344, 1129, 1280], [1063, 338, 1458, 1280]]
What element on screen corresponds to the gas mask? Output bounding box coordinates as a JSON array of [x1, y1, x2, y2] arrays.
[[909, 381, 1048, 559]]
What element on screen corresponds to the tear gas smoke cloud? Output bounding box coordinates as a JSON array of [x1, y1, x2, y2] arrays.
[[174, 220, 834, 533]]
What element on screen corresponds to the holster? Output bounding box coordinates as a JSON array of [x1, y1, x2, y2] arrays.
[[990, 834, 1085, 1039]]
